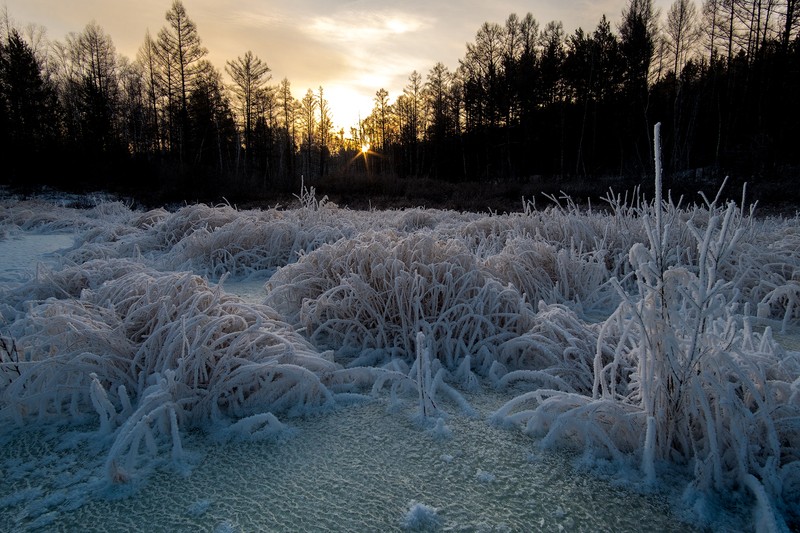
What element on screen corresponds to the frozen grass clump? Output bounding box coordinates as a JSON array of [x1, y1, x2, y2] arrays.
[[151, 204, 241, 249], [484, 238, 613, 313], [492, 303, 603, 394], [395, 208, 443, 232], [43, 201, 365, 280], [265, 231, 536, 369], [492, 127, 800, 529], [164, 211, 349, 280], [0, 259, 150, 321], [746, 223, 800, 332], [0, 200, 91, 233], [401, 501, 440, 530], [1, 263, 341, 483], [459, 216, 515, 258]]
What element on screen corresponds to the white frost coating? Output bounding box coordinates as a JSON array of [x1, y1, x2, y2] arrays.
[[1, 266, 341, 483], [476, 469, 496, 483], [743, 474, 789, 533], [265, 232, 537, 367], [217, 412, 287, 442], [642, 416, 656, 486], [416, 332, 436, 418], [491, 127, 800, 528], [427, 417, 452, 439], [89, 372, 117, 436], [1, 181, 799, 529], [401, 501, 440, 530]]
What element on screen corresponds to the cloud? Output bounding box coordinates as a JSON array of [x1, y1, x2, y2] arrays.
[[224, 10, 286, 29], [304, 11, 433, 45]]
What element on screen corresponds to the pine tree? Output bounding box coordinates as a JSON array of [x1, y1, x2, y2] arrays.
[[226, 50, 271, 166], [0, 29, 58, 183], [157, 0, 207, 159]]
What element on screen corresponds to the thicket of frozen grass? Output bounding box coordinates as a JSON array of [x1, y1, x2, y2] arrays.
[[265, 231, 538, 367], [1, 154, 799, 529], [492, 198, 800, 528], [1, 264, 348, 484], [490, 130, 800, 530]]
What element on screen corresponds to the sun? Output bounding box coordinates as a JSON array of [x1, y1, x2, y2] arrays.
[[361, 143, 370, 154]]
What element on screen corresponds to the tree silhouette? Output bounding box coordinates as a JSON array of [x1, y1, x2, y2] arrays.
[[0, 1, 798, 205], [0, 29, 58, 185], [157, 0, 207, 160], [226, 50, 271, 175]]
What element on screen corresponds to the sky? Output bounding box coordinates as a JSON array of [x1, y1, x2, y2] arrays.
[[2, 0, 670, 131]]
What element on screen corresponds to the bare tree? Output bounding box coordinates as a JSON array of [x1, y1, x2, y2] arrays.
[[665, 0, 700, 75], [619, 0, 660, 88], [158, 0, 206, 115], [63, 22, 120, 150], [299, 88, 317, 177], [136, 30, 163, 151], [317, 85, 332, 177], [317, 86, 332, 150], [726, 0, 779, 60], [540, 21, 566, 105], [225, 50, 271, 159], [781, 0, 799, 50], [461, 22, 504, 127], [701, 0, 729, 62], [68, 22, 117, 101], [373, 88, 389, 150], [403, 70, 424, 142], [619, 0, 660, 171], [425, 63, 451, 136], [277, 77, 294, 134]]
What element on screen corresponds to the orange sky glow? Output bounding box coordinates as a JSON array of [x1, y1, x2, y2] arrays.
[[2, 0, 671, 132]]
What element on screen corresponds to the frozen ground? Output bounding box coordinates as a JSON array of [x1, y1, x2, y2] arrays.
[[0, 187, 798, 531], [0, 233, 74, 283], [2, 386, 688, 532]]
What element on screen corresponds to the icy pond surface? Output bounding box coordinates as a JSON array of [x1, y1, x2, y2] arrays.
[[219, 278, 269, 304], [2, 391, 689, 532], [0, 233, 74, 283]]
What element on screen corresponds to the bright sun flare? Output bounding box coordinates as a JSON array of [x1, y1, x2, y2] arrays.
[[361, 143, 370, 154]]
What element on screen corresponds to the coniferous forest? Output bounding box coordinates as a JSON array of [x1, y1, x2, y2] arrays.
[[1, 0, 799, 207]]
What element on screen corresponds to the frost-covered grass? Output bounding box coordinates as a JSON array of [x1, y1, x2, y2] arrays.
[[1, 167, 799, 530]]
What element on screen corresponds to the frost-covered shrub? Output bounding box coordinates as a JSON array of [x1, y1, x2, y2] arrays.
[[494, 303, 603, 394], [164, 212, 349, 279], [266, 231, 536, 368], [1, 264, 341, 481], [492, 131, 800, 529], [484, 238, 613, 312], [745, 224, 800, 331]]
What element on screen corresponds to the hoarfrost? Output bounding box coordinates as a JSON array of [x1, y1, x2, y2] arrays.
[[1, 164, 799, 530], [401, 501, 440, 530]]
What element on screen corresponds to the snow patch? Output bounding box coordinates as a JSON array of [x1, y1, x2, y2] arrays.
[[401, 501, 440, 530]]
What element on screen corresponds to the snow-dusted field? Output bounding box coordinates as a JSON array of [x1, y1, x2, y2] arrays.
[[0, 187, 798, 531]]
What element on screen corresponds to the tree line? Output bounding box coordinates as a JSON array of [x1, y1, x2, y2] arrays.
[[0, 0, 338, 201], [357, 0, 800, 200], [1, 0, 799, 205]]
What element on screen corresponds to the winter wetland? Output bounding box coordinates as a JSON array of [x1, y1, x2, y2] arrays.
[[0, 180, 798, 532]]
